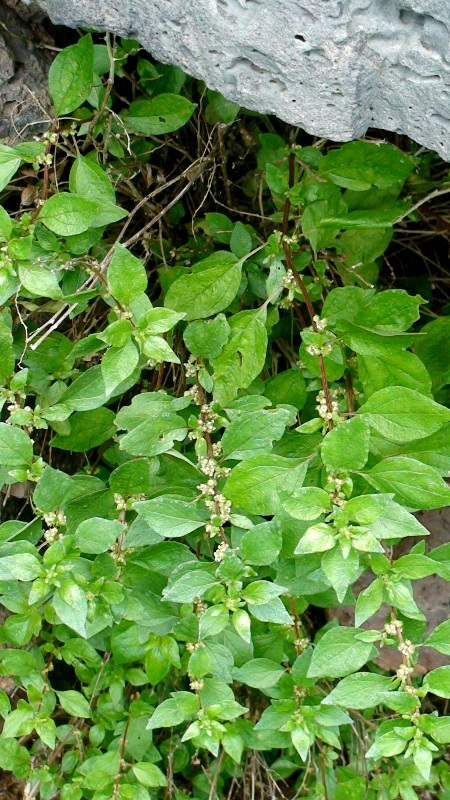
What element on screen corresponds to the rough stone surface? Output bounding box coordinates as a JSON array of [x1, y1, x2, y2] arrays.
[[27, 0, 450, 160], [0, 0, 53, 141]]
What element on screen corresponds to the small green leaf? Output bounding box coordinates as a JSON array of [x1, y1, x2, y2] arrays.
[[0, 423, 33, 466], [282, 487, 332, 521], [358, 387, 450, 443], [69, 154, 116, 206], [233, 659, 284, 689], [424, 666, 450, 699], [51, 408, 115, 451], [224, 455, 307, 515], [321, 416, 370, 471], [108, 244, 148, 307], [38, 194, 99, 236], [165, 251, 242, 320], [222, 408, 291, 461], [240, 521, 282, 566], [183, 313, 231, 359], [56, 690, 91, 718], [308, 627, 377, 679], [124, 94, 196, 135], [363, 457, 450, 511], [132, 762, 167, 788], [134, 497, 206, 538], [323, 672, 394, 709], [49, 33, 94, 115], [0, 553, 42, 581], [101, 340, 139, 394], [242, 581, 286, 605], [425, 620, 450, 655], [75, 518, 124, 554]]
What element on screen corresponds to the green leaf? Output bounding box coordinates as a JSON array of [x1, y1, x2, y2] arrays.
[[263, 369, 307, 410], [51, 408, 115, 451], [423, 666, 450, 699], [308, 627, 377, 679], [134, 497, 206, 538], [318, 141, 414, 191], [233, 659, 284, 689], [322, 547, 361, 602], [53, 582, 88, 637], [294, 523, 335, 554], [282, 487, 332, 521], [355, 579, 384, 626], [165, 251, 241, 320], [108, 244, 148, 307], [323, 672, 394, 709], [101, 340, 139, 394], [162, 570, 218, 603], [358, 387, 450, 443], [0, 553, 42, 581], [56, 690, 91, 718], [415, 316, 450, 392], [0, 423, 33, 466], [199, 605, 229, 639], [357, 350, 432, 397], [38, 194, 99, 236], [132, 762, 167, 788], [369, 500, 429, 540], [240, 521, 282, 566], [224, 454, 307, 515], [17, 263, 62, 300], [205, 90, 240, 125], [321, 417, 370, 471], [124, 94, 196, 134], [75, 518, 124, 554], [109, 459, 153, 497], [401, 423, 450, 475], [211, 308, 268, 407], [48, 33, 94, 115], [425, 620, 450, 655], [0, 146, 22, 193], [119, 413, 187, 458], [69, 154, 116, 206], [138, 307, 185, 336], [363, 457, 450, 511], [183, 314, 231, 359], [222, 408, 291, 460], [230, 222, 252, 259], [141, 335, 180, 364], [242, 581, 286, 605]]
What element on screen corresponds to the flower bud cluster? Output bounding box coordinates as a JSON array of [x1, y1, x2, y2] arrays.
[[306, 342, 333, 357], [184, 355, 199, 378], [398, 639, 415, 658], [326, 475, 347, 507], [42, 510, 66, 544], [312, 314, 328, 332], [184, 385, 201, 405], [283, 269, 296, 290], [189, 679, 204, 692], [396, 663, 413, 682], [316, 389, 339, 421], [189, 404, 219, 440], [186, 641, 203, 653]]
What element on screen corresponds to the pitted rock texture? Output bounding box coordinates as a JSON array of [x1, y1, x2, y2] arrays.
[[27, 0, 450, 160], [0, 0, 53, 140]]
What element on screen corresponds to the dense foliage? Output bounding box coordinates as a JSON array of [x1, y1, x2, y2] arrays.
[[1, 30, 450, 800]]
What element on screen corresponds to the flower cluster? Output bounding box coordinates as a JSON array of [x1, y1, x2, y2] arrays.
[[316, 389, 339, 421], [184, 355, 200, 378], [43, 510, 66, 544], [188, 403, 219, 440]]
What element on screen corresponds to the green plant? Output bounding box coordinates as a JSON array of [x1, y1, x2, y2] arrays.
[[1, 30, 450, 800]]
